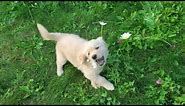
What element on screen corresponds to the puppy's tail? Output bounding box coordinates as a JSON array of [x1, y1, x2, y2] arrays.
[[37, 23, 61, 41]]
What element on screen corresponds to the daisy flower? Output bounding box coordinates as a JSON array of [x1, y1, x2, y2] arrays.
[[99, 21, 107, 26], [120, 32, 132, 40], [156, 79, 162, 85]]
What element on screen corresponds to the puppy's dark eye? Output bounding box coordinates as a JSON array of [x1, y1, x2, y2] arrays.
[[95, 47, 99, 49]]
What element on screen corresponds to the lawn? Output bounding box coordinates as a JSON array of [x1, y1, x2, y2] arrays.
[[0, 1, 185, 105]]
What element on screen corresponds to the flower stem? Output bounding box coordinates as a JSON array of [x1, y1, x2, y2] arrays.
[[161, 39, 172, 47], [100, 26, 103, 36]]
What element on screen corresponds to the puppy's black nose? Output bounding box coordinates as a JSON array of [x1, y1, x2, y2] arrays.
[[92, 54, 97, 60]]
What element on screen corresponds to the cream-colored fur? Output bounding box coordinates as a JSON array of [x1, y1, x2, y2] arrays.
[[37, 23, 114, 90]]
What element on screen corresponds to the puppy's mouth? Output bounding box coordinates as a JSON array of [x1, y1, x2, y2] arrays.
[[96, 56, 105, 66]]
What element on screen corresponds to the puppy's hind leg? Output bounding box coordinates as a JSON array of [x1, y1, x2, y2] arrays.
[[56, 46, 67, 76]]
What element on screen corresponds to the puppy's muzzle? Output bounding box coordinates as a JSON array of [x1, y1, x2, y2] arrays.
[[96, 56, 105, 66]]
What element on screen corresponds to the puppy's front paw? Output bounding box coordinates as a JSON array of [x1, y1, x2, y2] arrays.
[[57, 70, 63, 76], [91, 81, 100, 89], [105, 83, 114, 91]]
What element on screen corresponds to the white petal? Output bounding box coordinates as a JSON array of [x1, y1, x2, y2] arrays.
[[99, 21, 107, 26], [92, 62, 97, 68], [87, 59, 90, 62], [120, 32, 131, 39]]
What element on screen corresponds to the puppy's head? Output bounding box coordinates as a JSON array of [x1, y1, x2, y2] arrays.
[[80, 37, 108, 67]]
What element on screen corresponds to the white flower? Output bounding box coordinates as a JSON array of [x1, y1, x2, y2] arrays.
[[86, 59, 97, 68], [99, 21, 107, 26], [92, 61, 97, 69], [86, 59, 90, 62], [156, 79, 162, 85], [120, 32, 132, 40]]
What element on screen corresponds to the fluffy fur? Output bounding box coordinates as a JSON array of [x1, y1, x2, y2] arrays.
[[37, 23, 114, 90]]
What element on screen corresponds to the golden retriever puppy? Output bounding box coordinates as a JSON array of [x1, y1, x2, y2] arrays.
[[37, 24, 114, 90]]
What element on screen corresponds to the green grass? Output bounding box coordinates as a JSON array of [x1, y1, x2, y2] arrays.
[[0, 1, 185, 105]]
